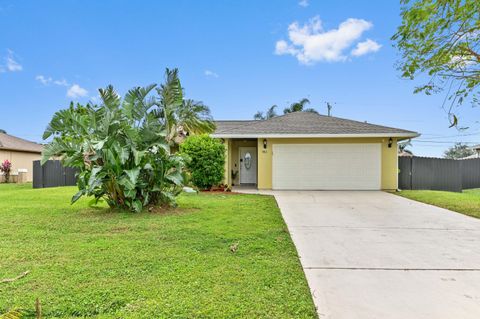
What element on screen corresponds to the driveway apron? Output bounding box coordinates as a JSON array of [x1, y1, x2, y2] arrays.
[[272, 191, 480, 319]]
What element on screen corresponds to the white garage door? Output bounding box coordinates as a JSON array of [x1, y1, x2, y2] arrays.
[[272, 143, 381, 190]]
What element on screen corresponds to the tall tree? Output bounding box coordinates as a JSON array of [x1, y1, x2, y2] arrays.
[[253, 105, 278, 120], [155, 69, 215, 144], [283, 98, 318, 114], [42, 83, 185, 212], [392, 0, 480, 127], [444, 142, 474, 159], [175, 99, 215, 136]]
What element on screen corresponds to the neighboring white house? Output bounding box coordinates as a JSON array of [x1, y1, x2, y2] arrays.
[[460, 144, 480, 159]]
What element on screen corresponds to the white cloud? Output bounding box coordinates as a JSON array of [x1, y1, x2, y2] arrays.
[[299, 0, 309, 7], [67, 84, 88, 98], [35, 75, 52, 85], [0, 50, 22, 72], [36, 75, 70, 87], [53, 79, 69, 86], [351, 39, 381, 56], [275, 40, 299, 56], [204, 70, 219, 78], [5, 49, 22, 71], [275, 16, 380, 64]]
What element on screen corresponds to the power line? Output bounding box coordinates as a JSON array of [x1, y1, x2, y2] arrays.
[[413, 140, 478, 144], [416, 131, 480, 140]]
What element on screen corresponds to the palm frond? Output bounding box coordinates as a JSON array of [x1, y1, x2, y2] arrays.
[[123, 84, 157, 121], [176, 99, 215, 135], [98, 85, 121, 110], [0, 309, 22, 319], [266, 105, 278, 119], [284, 98, 311, 114], [253, 111, 265, 120]]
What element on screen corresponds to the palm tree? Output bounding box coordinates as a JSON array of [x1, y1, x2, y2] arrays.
[[283, 98, 318, 114], [253, 105, 278, 120], [156, 68, 215, 145], [253, 111, 264, 120], [175, 99, 215, 136]]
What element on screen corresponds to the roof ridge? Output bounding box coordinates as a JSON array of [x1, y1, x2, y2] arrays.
[[314, 114, 411, 131], [213, 111, 418, 137], [215, 120, 257, 122], [0, 133, 44, 153], [0, 133, 41, 144]]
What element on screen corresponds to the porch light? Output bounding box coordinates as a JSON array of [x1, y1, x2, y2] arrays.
[[263, 139, 267, 149], [388, 138, 393, 148]]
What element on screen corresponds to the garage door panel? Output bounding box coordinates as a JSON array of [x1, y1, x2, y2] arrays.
[[272, 144, 381, 190]]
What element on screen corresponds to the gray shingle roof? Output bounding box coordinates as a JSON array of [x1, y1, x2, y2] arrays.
[[213, 112, 418, 137], [0, 133, 44, 153]]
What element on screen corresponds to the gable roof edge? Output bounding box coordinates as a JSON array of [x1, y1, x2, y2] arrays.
[[212, 132, 420, 139]]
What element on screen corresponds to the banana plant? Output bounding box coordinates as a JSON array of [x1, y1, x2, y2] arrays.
[[42, 70, 186, 212]]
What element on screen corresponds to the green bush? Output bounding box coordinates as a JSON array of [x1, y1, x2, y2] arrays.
[[180, 135, 225, 189], [42, 69, 187, 212]]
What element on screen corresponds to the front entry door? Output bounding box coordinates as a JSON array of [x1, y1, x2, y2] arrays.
[[239, 147, 257, 184]]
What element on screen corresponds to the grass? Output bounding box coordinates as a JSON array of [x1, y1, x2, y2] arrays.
[[396, 188, 480, 219], [0, 183, 317, 318]]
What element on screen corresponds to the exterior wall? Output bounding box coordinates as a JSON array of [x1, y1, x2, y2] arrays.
[[256, 137, 398, 190], [223, 139, 231, 185], [0, 149, 41, 182]]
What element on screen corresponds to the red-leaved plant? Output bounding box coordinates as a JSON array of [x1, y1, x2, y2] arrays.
[[0, 159, 12, 183]]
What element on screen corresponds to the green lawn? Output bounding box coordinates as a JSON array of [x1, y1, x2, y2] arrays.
[[0, 183, 316, 318], [396, 188, 480, 219]]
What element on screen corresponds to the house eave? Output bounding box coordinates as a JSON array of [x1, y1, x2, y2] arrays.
[[212, 133, 420, 139], [0, 147, 43, 154]]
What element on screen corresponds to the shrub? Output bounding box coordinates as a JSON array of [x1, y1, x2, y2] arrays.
[[180, 135, 225, 189], [0, 159, 12, 183], [42, 70, 186, 212]]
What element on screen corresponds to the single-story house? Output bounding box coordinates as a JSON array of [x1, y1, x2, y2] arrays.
[[0, 132, 43, 182], [212, 112, 419, 190]]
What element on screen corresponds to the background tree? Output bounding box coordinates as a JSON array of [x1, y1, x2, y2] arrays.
[[398, 139, 413, 155], [444, 142, 474, 159], [156, 70, 215, 146], [253, 105, 278, 120], [0, 129, 6, 134], [392, 0, 480, 127], [283, 98, 318, 114]]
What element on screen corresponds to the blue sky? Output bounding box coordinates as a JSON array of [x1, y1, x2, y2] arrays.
[[1, 0, 479, 157]]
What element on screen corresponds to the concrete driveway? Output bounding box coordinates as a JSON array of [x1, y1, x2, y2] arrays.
[[272, 191, 480, 319]]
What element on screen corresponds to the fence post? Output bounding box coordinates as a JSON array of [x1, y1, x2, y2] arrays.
[[410, 156, 413, 190]]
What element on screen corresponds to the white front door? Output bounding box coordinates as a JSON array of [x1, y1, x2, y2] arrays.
[[272, 143, 381, 190], [239, 147, 257, 184]]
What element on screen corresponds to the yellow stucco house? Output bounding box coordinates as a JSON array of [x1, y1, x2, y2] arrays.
[[212, 112, 418, 191], [0, 132, 43, 182]]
